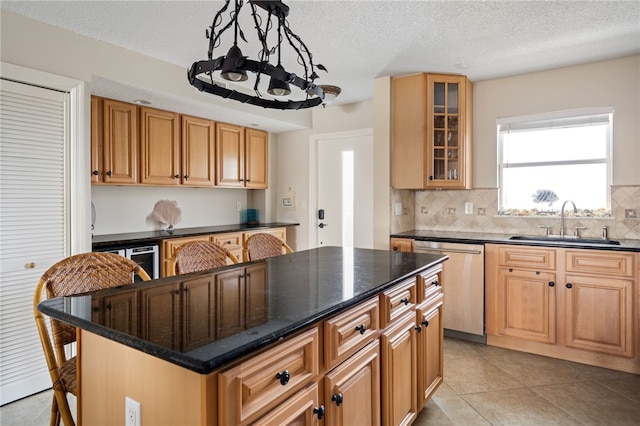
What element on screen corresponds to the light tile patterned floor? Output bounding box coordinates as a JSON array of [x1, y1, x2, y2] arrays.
[[415, 338, 640, 425], [1, 337, 638, 425]]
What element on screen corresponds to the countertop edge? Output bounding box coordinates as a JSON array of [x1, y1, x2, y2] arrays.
[[390, 231, 640, 252], [92, 222, 300, 248], [39, 250, 447, 374]]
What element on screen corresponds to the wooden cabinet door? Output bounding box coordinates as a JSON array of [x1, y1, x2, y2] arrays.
[[390, 238, 413, 253], [161, 235, 211, 277], [182, 274, 216, 351], [218, 327, 320, 425], [90, 96, 103, 183], [102, 98, 138, 184], [497, 268, 557, 344], [253, 383, 322, 426], [139, 283, 181, 350], [391, 73, 427, 189], [416, 295, 443, 408], [324, 340, 380, 426], [245, 128, 268, 188], [140, 106, 181, 185], [210, 232, 243, 263], [425, 74, 472, 190], [182, 115, 215, 187], [216, 122, 244, 187], [102, 290, 140, 337], [380, 314, 417, 426], [215, 268, 245, 339], [244, 228, 287, 246], [563, 274, 634, 357], [245, 263, 268, 329]]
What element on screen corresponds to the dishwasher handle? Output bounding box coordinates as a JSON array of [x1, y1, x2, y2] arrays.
[[414, 247, 482, 255]]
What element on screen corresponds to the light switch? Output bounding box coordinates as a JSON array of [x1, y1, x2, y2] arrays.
[[394, 202, 403, 216]]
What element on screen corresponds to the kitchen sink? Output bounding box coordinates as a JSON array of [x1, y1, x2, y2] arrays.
[[508, 235, 621, 245]]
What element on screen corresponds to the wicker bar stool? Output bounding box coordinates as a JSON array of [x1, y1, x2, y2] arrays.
[[33, 252, 151, 426], [171, 240, 240, 275], [242, 233, 293, 262]]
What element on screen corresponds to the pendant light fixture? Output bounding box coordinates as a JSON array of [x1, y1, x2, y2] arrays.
[[188, 0, 328, 110]]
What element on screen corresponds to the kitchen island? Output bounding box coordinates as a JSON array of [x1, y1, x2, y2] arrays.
[[39, 246, 448, 425]]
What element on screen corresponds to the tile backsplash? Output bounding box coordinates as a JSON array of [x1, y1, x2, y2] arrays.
[[391, 185, 640, 240]]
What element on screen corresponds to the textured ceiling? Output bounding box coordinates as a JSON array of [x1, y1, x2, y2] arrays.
[[2, 0, 639, 129]]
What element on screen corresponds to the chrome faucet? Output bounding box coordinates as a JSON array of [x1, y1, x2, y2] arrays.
[[559, 200, 577, 237]]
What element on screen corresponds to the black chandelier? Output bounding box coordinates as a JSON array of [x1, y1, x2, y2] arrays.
[[187, 0, 329, 110]]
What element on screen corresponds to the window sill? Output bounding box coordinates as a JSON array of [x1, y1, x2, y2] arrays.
[[497, 209, 611, 218]]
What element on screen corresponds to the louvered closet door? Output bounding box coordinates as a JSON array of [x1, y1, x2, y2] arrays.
[[0, 79, 69, 404]]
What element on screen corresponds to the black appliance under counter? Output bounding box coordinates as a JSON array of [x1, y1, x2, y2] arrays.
[[38, 246, 447, 374]]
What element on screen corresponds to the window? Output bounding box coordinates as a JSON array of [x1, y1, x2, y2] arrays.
[[497, 108, 612, 216]]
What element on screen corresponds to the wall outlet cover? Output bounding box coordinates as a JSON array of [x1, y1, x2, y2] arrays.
[[394, 202, 403, 216], [125, 397, 141, 426], [465, 202, 473, 214]]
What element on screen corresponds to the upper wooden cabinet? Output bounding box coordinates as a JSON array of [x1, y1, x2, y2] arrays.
[[216, 123, 268, 188], [181, 115, 215, 186], [216, 122, 245, 187], [91, 97, 139, 184], [392, 73, 472, 190], [245, 128, 269, 189], [91, 97, 267, 188], [140, 106, 181, 185]]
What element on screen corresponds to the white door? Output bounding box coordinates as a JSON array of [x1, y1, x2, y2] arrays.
[[314, 130, 373, 248]]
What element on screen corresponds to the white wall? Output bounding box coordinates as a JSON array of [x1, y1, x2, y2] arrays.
[[473, 55, 640, 188], [91, 186, 249, 235], [275, 101, 379, 250]]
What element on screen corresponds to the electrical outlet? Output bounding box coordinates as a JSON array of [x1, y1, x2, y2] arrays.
[[126, 397, 141, 426], [394, 202, 402, 216], [465, 202, 473, 215], [236, 201, 242, 212]]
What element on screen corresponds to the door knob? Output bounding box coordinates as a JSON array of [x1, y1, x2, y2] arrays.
[[318, 223, 328, 229]]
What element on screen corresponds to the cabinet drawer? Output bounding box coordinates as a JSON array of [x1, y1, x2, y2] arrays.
[[497, 245, 556, 270], [565, 250, 636, 278], [211, 232, 243, 261], [244, 227, 286, 243], [417, 265, 443, 303], [252, 382, 320, 426], [324, 297, 379, 370], [218, 327, 320, 426], [380, 278, 417, 328]]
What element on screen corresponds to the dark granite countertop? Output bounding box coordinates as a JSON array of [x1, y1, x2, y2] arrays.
[[92, 222, 299, 248], [38, 246, 447, 374], [390, 230, 640, 252]]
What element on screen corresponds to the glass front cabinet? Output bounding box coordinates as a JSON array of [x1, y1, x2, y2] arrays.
[[392, 73, 472, 190]]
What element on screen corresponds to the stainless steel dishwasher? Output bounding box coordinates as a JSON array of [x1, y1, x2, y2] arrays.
[[413, 240, 485, 342]]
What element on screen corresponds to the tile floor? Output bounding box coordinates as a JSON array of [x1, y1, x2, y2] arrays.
[[1, 337, 638, 425], [415, 338, 640, 425]]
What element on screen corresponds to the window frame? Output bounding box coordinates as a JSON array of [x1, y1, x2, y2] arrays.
[[497, 107, 613, 215]]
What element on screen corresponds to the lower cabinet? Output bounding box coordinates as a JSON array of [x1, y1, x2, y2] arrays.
[[210, 231, 244, 262], [161, 227, 288, 277], [380, 313, 418, 426], [218, 327, 321, 425], [81, 263, 446, 425], [416, 293, 444, 407], [136, 264, 267, 352], [486, 244, 639, 374], [390, 238, 414, 253], [324, 340, 381, 426], [91, 288, 139, 337], [161, 235, 211, 277], [252, 382, 322, 426]]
